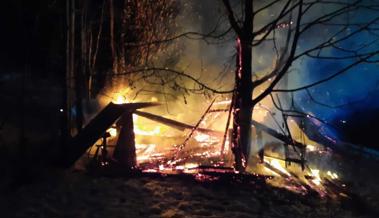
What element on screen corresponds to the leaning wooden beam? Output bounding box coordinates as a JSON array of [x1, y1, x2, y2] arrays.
[[135, 111, 307, 150], [175, 99, 216, 158], [263, 162, 290, 178], [60, 102, 159, 167], [134, 111, 224, 137]]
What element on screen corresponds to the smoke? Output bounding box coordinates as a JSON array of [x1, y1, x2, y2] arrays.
[[96, 0, 379, 148]]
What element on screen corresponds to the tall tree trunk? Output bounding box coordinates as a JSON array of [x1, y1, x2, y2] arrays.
[[232, 37, 253, 172], [119, 0, 127, 72], [61, 0, 72, 155], [232, 0, 253, 172], [109, 0, 117, 73], [71, 0, 84, 133], [64, 0, 74, 137], [81, 0, 89, 100]]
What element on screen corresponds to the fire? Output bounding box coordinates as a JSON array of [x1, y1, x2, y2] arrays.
[[133, 114, 162, 136], [184, 162, 199, 169], [113, 94, 128, 104], [326, 171, 339, 180], [264, 158, 291, 177], [112, 93, 164, 137], [261, 156, 344, 197], [213, 100, 231, 105], [107, 127, 118, 137], [194, 133, 210, 142], [310, 168, 322, 186], [136, 143, 157, 162], [93, 90, 346, 199], [174, 163, 199, 172], [306, 144, 317, 152], [134, 126, 161, 136], [151, 97, 158, 102]]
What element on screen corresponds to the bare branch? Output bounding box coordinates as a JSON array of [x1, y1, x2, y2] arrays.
[[273, 50, 379, 93], [222, 0, 243, 36], [252, 0, 304, 105], [295, 15, 379, 60], [252, 0, 295, 43], [114, 67, 234, 94]]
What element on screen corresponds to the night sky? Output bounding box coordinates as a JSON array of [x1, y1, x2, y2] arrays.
[[0, 1, 64, 75]]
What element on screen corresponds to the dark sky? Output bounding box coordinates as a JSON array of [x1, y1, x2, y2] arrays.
[[0, 1, 65, 74]]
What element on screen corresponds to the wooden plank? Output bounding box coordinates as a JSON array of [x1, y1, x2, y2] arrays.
[[134, 111, 224, 137]]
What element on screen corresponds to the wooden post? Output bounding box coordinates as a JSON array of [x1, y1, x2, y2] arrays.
[[113, 112, 136, 169]]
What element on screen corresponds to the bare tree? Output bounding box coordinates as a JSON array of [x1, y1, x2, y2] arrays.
[[223, 0, 379, 171], [68, 0, 379, 172], [114, 0, 379, 171]]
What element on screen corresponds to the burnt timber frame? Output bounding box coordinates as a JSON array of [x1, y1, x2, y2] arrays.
[[59, 102, 309, 170]]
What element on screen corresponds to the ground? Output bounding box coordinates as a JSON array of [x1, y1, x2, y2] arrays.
[[1, 157, 378, 218]]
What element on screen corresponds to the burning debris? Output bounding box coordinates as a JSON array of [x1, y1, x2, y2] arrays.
[[73, 95, 350, 200]]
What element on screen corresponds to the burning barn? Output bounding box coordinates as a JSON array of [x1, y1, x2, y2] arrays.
[[58, 93, 352, 200]]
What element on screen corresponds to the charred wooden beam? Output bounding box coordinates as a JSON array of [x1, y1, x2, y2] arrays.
[[134, 111, 223, 137]]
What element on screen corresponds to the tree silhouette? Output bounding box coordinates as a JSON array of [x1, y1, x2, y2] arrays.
[[65, 0, 179, 135]]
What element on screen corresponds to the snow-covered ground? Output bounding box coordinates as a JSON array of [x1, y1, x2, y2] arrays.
[[1, 158, 378, 218]]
